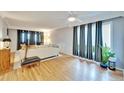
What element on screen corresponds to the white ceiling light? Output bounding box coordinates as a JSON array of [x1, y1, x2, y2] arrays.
[[68, 16, 76, 22]]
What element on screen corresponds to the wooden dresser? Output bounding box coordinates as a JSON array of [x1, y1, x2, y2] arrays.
[[0, 49, 11, 72]]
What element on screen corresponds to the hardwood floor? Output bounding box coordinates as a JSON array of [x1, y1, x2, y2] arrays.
[[0, 55, 123, 81]]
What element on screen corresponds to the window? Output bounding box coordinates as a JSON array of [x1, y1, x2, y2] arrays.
[[102, 21, 111, 48], [92, 23, 96, 59], [85, 24, 88, 56], [77, 26, 80, 55]]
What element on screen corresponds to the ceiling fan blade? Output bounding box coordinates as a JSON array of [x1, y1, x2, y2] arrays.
[[77, 18, 82, 23]]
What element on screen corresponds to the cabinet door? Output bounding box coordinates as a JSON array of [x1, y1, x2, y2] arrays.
[[0, 49, 10, 71], [0, 50, 2, 71], [4, 49, 10, 70]]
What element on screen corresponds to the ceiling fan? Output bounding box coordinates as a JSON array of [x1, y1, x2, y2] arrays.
[[66, 11, 83, 27]]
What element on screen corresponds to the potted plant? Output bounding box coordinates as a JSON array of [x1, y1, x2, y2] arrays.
[[100, 44, 115, 68]]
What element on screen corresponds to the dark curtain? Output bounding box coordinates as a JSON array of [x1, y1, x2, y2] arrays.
[[36, 32, 39, 45], [17, 30, 22, 50], [79, 25, 85, 57], [87, 23, 93, 59], [29, 31, 35, 45], [36, 32, 42, 45], [24, 30, 28, 45], [73, 26, 78, 56], [95, 21, 103, 62], [36, 32, 44, 45]]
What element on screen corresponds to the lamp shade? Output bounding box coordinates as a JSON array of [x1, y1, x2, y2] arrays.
[[3, 35, 11, 42], [3, 38, 11, 42], [2, 36, 11, 48]]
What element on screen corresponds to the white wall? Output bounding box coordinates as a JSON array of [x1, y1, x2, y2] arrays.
[[0, 17, 2, 39], [8, 29, 17, 52], [111, 17, 124, 69], [0, 17, 7, 39], [50, 27, 73, 55], [2, 21, 7, 38]]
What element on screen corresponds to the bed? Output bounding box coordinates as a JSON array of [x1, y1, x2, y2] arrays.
[[14, 45, 60, 63]]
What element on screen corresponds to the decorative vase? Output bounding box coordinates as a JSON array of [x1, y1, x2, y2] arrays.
[[108, 57, 116, 70], [100, 62, 108, 68]]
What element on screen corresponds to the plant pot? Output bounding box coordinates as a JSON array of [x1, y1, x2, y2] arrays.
[[100, 63, 108, 68], [108, 57, 116, 71]]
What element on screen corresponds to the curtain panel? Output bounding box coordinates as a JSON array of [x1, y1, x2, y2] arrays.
[[24, 30, 28, 45], [29, 31, 35, 45], [73, 26, 78, 56], [95, 21, 103, 62], [36, 32, 44, 45], [79, 25, 85, 57], [17, 30, 22, 50], [87, 23, 93, 59]]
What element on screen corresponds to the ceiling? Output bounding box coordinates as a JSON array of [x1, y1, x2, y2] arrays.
[[0, 11, 124, 31]]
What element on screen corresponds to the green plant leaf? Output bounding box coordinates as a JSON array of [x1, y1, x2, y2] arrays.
[[100, 43, 115, 64]]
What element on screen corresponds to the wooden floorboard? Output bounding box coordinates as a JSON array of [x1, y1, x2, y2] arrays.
[[0, 55, 123, 81]]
